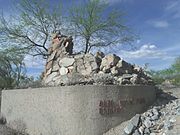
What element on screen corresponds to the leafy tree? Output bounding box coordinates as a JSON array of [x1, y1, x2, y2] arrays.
[[0, 47, 26, 89], [171, 56, 180, 85], [172, 56, 180, 73], [1, 0, 135, 56], [0, 0, 64, 58], [17, 75, 43, 89], [148, 56, 180, 85], [70, 0, 135, 53], [147, 70, 165, 84]]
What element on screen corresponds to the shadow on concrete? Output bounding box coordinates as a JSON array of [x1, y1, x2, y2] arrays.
[[152, 86, 178, 107]]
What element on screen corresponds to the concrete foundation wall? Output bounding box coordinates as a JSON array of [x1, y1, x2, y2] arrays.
[[1, 85, 156, 135]]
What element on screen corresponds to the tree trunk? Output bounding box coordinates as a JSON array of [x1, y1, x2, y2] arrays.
[[84, 37, 90, 54]]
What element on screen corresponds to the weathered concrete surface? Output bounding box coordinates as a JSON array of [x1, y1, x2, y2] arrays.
[[1, 85, 156, 135]]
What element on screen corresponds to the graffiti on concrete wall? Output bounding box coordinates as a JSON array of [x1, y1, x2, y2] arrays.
[[99, 98, 145, 115]]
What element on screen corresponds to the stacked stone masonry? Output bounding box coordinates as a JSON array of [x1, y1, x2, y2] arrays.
[[43, 33, 153, 86]]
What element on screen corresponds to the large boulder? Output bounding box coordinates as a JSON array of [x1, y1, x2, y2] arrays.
[[100, 54, 120, 70], [116, 59, 133, 74], [59, 57, 75, 67]]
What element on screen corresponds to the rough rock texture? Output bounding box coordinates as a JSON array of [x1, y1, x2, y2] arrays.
[[42, 33, 153, 86]]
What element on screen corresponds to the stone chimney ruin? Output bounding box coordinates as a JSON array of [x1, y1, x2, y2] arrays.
[[42, 33, 153, 86]]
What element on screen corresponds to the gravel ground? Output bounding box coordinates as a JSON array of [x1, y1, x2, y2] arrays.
[[104, 85, 180, 135]]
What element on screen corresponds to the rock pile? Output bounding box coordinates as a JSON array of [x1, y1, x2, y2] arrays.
[[123, 108, 161, 135], [43, 33, 153, 86]]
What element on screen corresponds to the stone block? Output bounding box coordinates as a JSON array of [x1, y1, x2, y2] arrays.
[[46, 61, 53, 70], [59, 57, 75, 67], [59, 66, 68, 75], [47, 51, 57, 62]]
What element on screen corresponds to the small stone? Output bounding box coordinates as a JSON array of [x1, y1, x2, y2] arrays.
[[133, 65, 142, 72], [52, 62, 60, 72], [144, 119, 152, 128], [74, 54, 84, 59], [47, 50, 57, 62], [98, 71, 104, 74], [133, 130, 140, 135], [51, 33, 58, 39], [90, 61, 98, 71], [102, 66, 111, 73], [169, 117, 176, 123], [151, 121, 155, 127], [150, 133, 156, 135], [67, 66, 74, 73], [95, 57, 102, 67], [54, 75, 69, 85], [144, 128, 150, 134], [59, 66, 68, 75], [46, 61, 53, 70], [100, 58, 107, 69], [131, 114, 140, 127], [117, 77, 123, 84], [140, 77, 148, 84], [122, 74, 133, 79], [68, 73, 85, 85], [152, 108, 159, 115], [122, 79, 131, 85], [44, 72, 58, 84], [84, 53, 95, 62], [151, 115, 158, 121], [46, 68, 52, 75], [147, 112, 153, 117], [93, 73, 114, 85], [48, 47, 53, 54], [140, 115, 145, 121], [53, 41, 60, 51], [111, 66, 119, 75], [124, 123, 135, 135], [81, 65, 92, 76], [75, 58, 84, 67], [138, 126, 144, 134], [95, 51, 105, 59], [130, 74, 139, 84]]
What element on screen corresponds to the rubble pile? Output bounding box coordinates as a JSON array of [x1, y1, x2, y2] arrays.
[[104, 87, 180, 135], [42, 33, 153, 86]]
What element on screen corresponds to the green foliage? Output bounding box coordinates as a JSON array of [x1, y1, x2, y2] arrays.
[[148, 56, 180, 86], [70, 0, 135, 53], [172, 56, 180, 73], [0, 46, 42, 89], [0, 0, 135, 55], [171, 56, 180, 85], [146, 70, 164, 84], [18, 76, 43, 89], [0, 47, 26, 89], [0, 0, 63, 58]]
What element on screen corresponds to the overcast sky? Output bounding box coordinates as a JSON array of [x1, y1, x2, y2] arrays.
[[1, 0, 180, 77]]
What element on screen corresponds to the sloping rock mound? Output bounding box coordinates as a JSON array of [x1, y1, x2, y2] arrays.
[[42, 33, 153, 86]]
